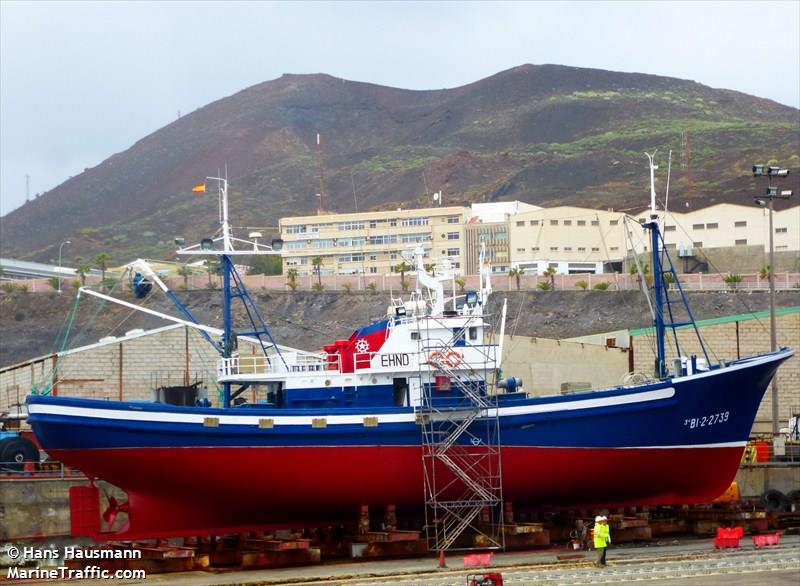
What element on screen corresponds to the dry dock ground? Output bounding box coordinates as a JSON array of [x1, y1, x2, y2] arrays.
[[21, 534, 799, 586]]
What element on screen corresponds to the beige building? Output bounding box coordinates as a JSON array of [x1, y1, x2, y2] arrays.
[[279, 202, 799, 277], [508, 206, 629, 274], [655, 204, 800, 272], [279, 206, 468, 276]]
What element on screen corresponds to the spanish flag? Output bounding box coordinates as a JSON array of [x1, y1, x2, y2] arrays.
[[192, 183, 206, 193]]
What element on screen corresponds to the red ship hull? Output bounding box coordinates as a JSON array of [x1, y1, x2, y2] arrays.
[[51, 444, 744, 539]]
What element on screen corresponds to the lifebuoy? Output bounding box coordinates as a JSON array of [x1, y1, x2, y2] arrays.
[[428, 351, 444, 365], [445, 351, 462, 368]]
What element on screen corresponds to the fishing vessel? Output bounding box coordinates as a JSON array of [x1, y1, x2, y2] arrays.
[[27, 160, 793, 543]]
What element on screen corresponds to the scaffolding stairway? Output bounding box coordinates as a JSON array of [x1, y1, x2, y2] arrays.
[[417, 314, 504, 553]]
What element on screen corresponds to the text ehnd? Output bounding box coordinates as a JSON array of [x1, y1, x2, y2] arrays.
[[380, 353, 410, 367]]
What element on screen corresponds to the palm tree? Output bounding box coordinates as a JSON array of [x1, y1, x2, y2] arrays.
[[312, 257, 323, 286], [94, 253, 110, 291], [395, 261, 412, 291], [177, 264, 193, 289], [203, 259, 219, 289], [508, 267, 524, 290], [75, 257, 92, 286], [424, 262, 436, 276], [543, 266, 556, 289], [286, 267, 299, 291]]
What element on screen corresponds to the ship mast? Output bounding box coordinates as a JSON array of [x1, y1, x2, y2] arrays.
[[644, 152, 667, 379], [177, 173, 285, 407]]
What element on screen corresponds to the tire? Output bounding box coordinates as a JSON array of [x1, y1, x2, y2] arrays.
[[0, 437, 39, 472], [762, 489, 790, 513]]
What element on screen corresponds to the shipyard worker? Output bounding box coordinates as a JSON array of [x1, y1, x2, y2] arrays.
[[593, 515, 611, 567]]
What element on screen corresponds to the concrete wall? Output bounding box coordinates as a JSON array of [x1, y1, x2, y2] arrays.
[[0, 478, 123, 540], [502, 334, 630, 396], [735, 464, 800, 498], [0, 325, 266, 412], [631, 309, 800, 434]]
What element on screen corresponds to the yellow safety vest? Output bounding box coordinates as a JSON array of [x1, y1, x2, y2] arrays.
[[594, 522, 610, 548]]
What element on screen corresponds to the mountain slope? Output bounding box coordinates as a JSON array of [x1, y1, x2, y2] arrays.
[[2, 64, 798, 263]]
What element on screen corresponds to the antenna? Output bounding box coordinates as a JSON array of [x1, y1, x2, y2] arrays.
[[316, 133, 326, 214], [681, 130, 693, 209], [645, 151, 658, 218], [663, 149, 672, 221], [350, 170, 358, 212]]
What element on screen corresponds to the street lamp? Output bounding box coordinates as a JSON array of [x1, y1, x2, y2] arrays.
[[57, 240, 71, 293], [752, 164, 793, 437]]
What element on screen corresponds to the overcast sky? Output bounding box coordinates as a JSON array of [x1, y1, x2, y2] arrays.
[[1, 0, 798, 216]]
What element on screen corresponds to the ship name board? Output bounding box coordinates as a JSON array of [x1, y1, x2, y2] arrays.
[[380, 353, 411, 367]]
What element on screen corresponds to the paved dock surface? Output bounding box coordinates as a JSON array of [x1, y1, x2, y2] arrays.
[[14, 534, 800, 585]]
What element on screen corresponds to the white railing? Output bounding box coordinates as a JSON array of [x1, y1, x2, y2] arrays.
[[218, 352, 337, 377]]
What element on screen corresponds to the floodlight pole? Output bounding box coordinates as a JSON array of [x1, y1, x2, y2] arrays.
[[753, 164, 792, 437], [767, 194, 778, 435]]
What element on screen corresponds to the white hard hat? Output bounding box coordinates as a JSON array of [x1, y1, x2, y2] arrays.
[[595, 515, 604, 522]]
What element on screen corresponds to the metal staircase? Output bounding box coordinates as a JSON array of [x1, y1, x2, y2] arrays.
[[417, 313, 504, 553]]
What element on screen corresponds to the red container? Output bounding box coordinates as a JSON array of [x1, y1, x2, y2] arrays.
[[716, 527, 743, 539], [467, 573, 504, 586], [713, 536, 740, 549], [754, 441, 770, 462], [752, 532, 781, 547], [464, 552, 494, 568]]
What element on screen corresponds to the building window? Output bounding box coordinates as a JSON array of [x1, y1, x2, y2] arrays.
[[446, 216, 460, 224], [550, 246, 559, 252], [530, 220, 539, 226], [286, 225, 307, 234], [692, 224, 704, 230], [592, 220, 600, 226], [389, 219, 397, 227], [312, 239, 335, 249], [610, 246, 619, 251], [609, 219, 619, 226], [564, 246, 572, 252], [734, 221, 747, 228], [591, 247, 599, 252], [563, 220, 572, 226], [401, 233, 428, 244], [446, 232, 460, 240], [578, 247, 586, 252], [776, 227, 788, 233], [735, 239, 747, 245], [577, 220, 586, 226], [369, 267, 377, 274], [287, 241, 306, 250], [550, 220, 559, 226], [516, 221, 525, 227], [339, 222, 364, 232], [495, 231, 507, 241], [390, 253, 397, 260], [401, 217, 428, 227], [706, 222, 719, 229], [516, 247, 526, 252], [369, 234, 398, 245], [339, 253, 365, 262], [446, 248, 460, 256], [369, 254, 378, 261], [532, 247, 540, 252], [664, 225, 676, 232]]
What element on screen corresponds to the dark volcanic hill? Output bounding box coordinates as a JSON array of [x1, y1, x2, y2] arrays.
[[2, 64, 798, 263]]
